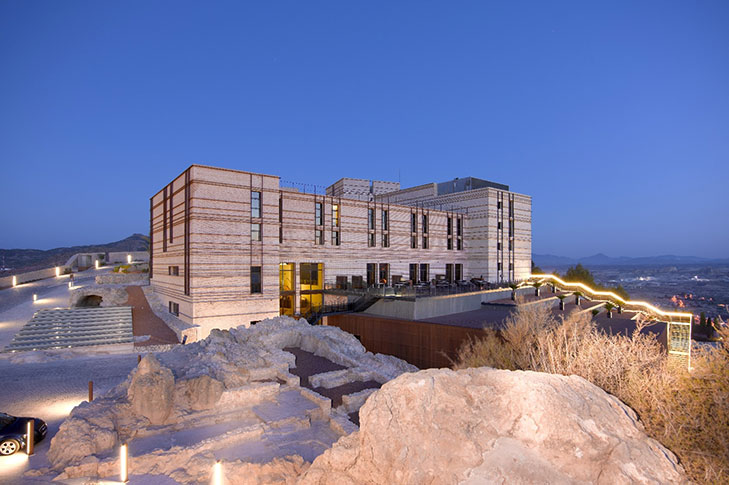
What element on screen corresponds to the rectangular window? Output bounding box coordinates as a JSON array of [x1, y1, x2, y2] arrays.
[[382, 233, 389, 247], [457, 238, 462, 250], [409, 263, 417, 283], [419, 264, 429, 283], [315, 202, 323, 226], [251, 191, 261, 218], [497, 221, 502, 230], [445, 264, 453, 283], [332, 230, 340, 246], [498, 262, 503, 271], [422, 214, 428, 234], [332, 204, 340, 227], [447, 238, 453, 250], [169, 301, 179, 316], [422, 236, 428, 249], [251, 266, 262, 293], [300, 263, 323, 291], [368, 208, 375, 230], [411, 235, 417, 249], [366, 263, 377, 286], [168, 266, 179, 276], [508, 240, 513, 250], [279, 196, 283, 222], [411, 213, 417, 233], [381, 210, 388, 231], [315, 229, 324, 245], [378, 263, 389, 284], [447, 217, 452, 236], [497, 200, 502, 210], [457, 218, 462, 237], [497, 242, 502, 251], [279, 226, 283, 244], [279, 263, 294, 292], [455, 264, 463, 281], [368, 232, 376, 247], [251, 223, 262, 241]]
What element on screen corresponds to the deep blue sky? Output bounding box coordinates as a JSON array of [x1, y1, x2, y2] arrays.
[[1, 1, 728, 258]]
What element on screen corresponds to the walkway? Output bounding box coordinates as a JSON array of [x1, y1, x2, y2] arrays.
[[126, 286, 179, 346]]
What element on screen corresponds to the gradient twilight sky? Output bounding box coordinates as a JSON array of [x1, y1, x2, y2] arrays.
[[1, 1, 728, 258]]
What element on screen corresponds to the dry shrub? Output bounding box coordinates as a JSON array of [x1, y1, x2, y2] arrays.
[[454, 303, 729, 484]]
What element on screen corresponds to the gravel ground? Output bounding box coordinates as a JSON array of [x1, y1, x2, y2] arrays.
[[0, 353, 139, 484]]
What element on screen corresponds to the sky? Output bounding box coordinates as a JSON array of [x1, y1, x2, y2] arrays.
[[1, 1, 728, 258]]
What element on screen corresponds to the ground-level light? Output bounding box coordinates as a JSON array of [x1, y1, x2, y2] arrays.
[[95, 260, 100, 269], [33, 294, 37, 302], [127, 254, 132, 264], [55, 267, 60, 277], [12, 276, 17, 287], [212, 460, 223, 485], [120, 443, 128, 482]]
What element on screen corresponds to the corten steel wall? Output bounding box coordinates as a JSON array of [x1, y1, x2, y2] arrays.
[[323, 313, 487, 369]]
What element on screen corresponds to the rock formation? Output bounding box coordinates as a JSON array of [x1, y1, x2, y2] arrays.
[[300, 367, 688, 484]]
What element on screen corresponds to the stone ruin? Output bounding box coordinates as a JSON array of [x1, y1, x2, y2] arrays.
[[39, 316, 688, 484]]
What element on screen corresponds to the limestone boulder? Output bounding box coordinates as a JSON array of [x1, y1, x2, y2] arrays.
[[300, 367, 688, 485], [47, 402, 118, 470], [127, 354, 175, 425], [175, 374, 225, 411]]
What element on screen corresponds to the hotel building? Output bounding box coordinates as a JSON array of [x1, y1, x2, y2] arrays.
[[150, 164, 531, 337]]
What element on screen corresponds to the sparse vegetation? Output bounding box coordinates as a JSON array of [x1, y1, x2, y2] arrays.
[[454, 304, 729, 483], [559, 263, 631, 300]]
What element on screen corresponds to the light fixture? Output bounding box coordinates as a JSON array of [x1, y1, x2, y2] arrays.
[[33, 294, 38, 302], [12, 276, 17, 287], [212, 460, 223, 485], [120, 443, 128, 482], [55, 267, 60, 277], [127, 254, 132, 264]]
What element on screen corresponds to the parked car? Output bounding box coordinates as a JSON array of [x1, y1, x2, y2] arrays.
[[0, 413, 47, 455]]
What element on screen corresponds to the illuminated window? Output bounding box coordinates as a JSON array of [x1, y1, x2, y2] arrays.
[[251, 191, 261, 218], [251, 266, 262, 293], [251, 223, 261, 241], [379, 263, 389, 284], [300, 263, 323, 291], [332, 204, 340, 227], [279, 263, 295, 316]]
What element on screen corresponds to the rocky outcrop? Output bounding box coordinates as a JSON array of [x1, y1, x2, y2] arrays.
[[127, 355, 175, 424], [301, 368, 688, 485], [47, 316, 416, 482]]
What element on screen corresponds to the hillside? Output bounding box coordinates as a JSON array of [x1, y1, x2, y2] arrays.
[[0, 233, 149, 276]]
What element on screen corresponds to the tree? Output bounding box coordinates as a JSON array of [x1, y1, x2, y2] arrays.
[[531, 260, 544, 275]]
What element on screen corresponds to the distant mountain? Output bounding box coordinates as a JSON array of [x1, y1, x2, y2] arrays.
[[0, 233, 149, 276], [534, 253, 729, 268]]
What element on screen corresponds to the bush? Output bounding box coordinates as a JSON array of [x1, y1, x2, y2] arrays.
[[454, 303, 729, 483]]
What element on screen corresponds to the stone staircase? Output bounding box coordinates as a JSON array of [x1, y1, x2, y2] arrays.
[[4, 306, 133, 352]]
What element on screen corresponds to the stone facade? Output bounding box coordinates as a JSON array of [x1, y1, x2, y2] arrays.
[[150, 164, 531, 337]]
